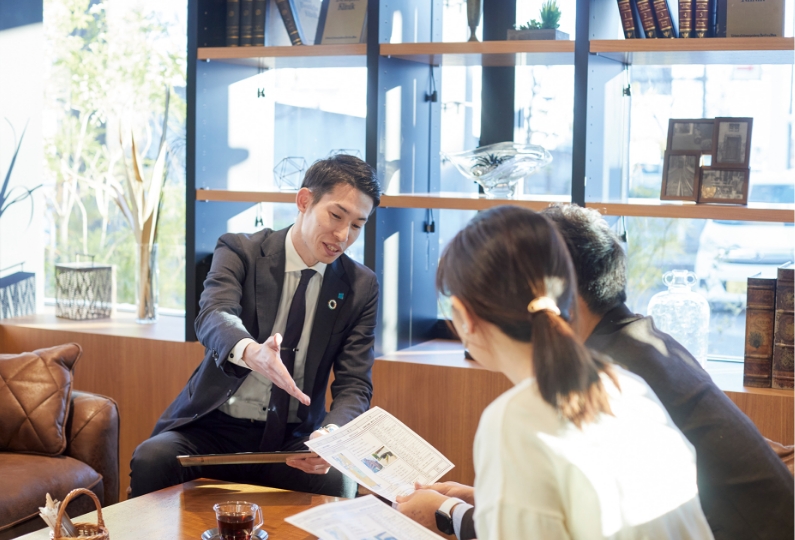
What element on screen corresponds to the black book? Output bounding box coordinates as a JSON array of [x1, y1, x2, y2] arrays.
[[226, 0, 241, 46], [240, 0, 254, 46], [275, 0, 306, 45], [253, 0, 267, 45]]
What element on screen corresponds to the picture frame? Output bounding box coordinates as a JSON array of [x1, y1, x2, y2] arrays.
[[698, 167, 750, 204], [660, 151, 701, 201], [712, 117, 753, 168], [667, 118, 715, 153]]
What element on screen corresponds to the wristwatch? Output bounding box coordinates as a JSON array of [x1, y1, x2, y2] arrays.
[[435, 497, 465, 535], [319, 424, 339, 434]]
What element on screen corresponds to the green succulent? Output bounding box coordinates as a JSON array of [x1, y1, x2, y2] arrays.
[[516, 0, 562, 31], [540, 0, 562, 29]]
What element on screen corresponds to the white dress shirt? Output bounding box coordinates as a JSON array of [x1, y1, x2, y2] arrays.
[[219, 227, 327, 423]]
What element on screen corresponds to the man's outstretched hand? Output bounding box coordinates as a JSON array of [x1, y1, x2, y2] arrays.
[[242, 335, 311, 406]]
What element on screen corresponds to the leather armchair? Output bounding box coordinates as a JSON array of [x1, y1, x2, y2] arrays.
[[0, 391, 119, 540]]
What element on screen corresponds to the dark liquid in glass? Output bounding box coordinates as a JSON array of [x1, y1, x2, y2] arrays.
[[217, 513, 255, 540]]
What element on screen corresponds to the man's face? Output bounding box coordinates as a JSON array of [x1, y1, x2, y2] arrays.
[[292, 183, 373, 266]]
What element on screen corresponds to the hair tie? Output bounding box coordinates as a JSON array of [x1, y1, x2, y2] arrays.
[[527, 296, 561, 316]]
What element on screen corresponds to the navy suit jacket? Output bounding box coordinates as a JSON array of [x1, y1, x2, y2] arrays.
[[586, 303, 793, 540], [152, 227, 379, 440]]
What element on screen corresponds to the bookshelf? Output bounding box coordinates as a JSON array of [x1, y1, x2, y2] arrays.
[[195, 190, 794, 222], [186, 0, 794, 350], [197, 44, 367, 68], [380, 41, 575, 66], [590, 37, 795, 65]]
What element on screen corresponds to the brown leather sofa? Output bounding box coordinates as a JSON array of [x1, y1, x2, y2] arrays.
[[0, 345, 119, 540]]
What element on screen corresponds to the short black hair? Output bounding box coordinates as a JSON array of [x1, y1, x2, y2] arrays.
[[301, 154, 381, 210], [541, 204, 627, 316]]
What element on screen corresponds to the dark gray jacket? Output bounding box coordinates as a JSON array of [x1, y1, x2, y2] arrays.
[[152, 227, 379, 439]]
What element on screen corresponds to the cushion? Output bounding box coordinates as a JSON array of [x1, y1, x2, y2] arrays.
[[0, 453, 102, 533], [0, 343, 82, 455]]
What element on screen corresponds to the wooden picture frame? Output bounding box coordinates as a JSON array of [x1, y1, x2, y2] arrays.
[[712, 117, 753, 168], [667, 118, 715, 153], [698, 167, 750, 204], [661, 151, 701, 201]]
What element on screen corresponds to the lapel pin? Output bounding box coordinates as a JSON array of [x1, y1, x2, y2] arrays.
[[328, 299, 338, 310], [338, 293, 344, 299]]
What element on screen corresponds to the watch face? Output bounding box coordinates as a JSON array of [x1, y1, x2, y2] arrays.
[[435, 510, 455, 535]]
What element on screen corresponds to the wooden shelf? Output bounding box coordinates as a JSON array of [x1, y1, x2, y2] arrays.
[[380, 41, 575, 66], [195, 189, 569, 211], [590, 37, 795, 65], [0, 307, 187, 343], [380, 339, 793, 397], [588, 199, 794, 223], [197, 44, 367, 68], [196, 189, 298, 204], [195, 190, 793, 222]]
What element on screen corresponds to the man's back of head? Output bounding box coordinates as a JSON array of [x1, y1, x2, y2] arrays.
[[542, 204, 628, 317]]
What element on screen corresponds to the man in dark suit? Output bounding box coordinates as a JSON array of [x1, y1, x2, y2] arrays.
[[398, 204, 793, 540], [130, 155, 380, 498]]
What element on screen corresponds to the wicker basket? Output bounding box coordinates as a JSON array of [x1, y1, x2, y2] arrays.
[[50, 488, 109, 540]]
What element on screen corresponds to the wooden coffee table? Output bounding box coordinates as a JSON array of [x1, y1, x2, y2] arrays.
[[16, 479, 341, 539]]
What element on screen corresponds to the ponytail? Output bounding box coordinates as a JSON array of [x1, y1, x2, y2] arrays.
[[530, 308, 616, 428]]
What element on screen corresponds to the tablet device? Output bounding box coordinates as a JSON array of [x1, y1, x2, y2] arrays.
[[177, 450, 317, 467]]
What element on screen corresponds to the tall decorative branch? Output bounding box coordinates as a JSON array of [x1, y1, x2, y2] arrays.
[[0, 119, 42, 225], [113, 91, 170, 320]]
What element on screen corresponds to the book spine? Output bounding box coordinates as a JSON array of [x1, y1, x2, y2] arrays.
[[679, 0, 694, 37], [315, 0, 330, 45], [253, 0, 266, 46], [708, 0, 718, 38], [772, 266, 794, 389], [714, 0, 727, 37], [634, 0, 659, 37], [618, 0, 640, 38], [744, 277, 777, 388], [275, 0, 305, 46], [694, 0, 710, 37], [240, 0, 253, 46], [652, 0, 676, 37], [226, 0, 241, 46]]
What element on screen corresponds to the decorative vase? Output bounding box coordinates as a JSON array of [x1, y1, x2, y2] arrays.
[[442, 141, 553, 198], [466, 0, 481, 42], [135, 243, 158, 324], [647, 270, 710, 368]]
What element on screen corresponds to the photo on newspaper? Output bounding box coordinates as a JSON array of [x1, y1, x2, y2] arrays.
[[285, 495, 445, 539], [305, 407, 454, 502]]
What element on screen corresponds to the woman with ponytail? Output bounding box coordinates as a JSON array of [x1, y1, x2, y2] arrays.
[[406, 206, 713, 539]]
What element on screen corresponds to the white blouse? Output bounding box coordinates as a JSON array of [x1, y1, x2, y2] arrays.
[[473, 366, 714, 540]]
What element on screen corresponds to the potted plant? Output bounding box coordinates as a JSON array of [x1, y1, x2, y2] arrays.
[[507, 0, 569, 40]]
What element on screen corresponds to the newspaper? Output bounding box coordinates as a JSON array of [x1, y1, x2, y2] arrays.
[[285, 495, 445, 539], [305, 407, 454, 502]]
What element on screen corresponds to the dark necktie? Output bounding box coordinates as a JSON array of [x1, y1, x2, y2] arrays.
[[259, 268, 316, 451]]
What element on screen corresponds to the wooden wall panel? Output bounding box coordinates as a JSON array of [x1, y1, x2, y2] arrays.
[[371, 361, 511, 486], [1, 325, 790, 502], [726, 391, 794, 446]]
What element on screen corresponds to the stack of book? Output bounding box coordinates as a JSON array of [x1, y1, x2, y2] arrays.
[[226, 0, 267, 46], [743, 262, 794, 389], [617, 0, 785, 39], [225, 0, 368, 47]]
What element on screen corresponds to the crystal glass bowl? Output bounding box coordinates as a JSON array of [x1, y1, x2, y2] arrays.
[[442, 142, 553, 198]]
